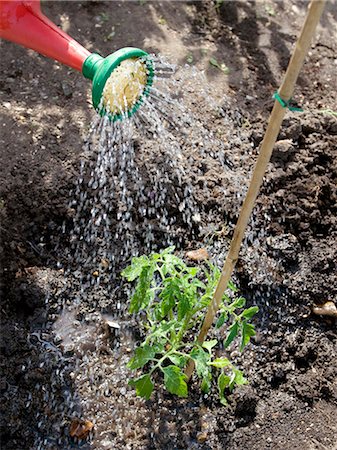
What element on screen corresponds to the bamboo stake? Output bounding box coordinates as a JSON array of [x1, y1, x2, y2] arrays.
[[186, 0, 326, 380]]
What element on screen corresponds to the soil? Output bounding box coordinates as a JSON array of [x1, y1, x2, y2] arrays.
[[1, 1, 336, 450]]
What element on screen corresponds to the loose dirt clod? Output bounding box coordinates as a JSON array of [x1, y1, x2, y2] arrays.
[[69, 418, 94, 439], [185, 248, 210, 261]]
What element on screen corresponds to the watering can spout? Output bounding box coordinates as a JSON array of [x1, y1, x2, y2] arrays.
[[0, 0, 154, 121], [82, 54, 105, 81]]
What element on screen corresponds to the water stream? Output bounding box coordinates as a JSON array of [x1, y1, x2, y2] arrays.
[[33, 55, 260, 449]]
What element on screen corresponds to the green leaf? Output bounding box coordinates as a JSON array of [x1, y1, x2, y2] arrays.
[[163, 254, 186, 273], [209, 357, 231, 368], [241, 306, 259, 320], [227, 280, 238, 292], [215, 0, 224, 10], [121, 255, 149, 281], [186, 54, 194, 64], [240, 321, 256, 351], [201, 371, 212, 393], [168, 354, 187, 367], [209, 57, 220, 68], [191, 278, 205, 289], [224, 321, 239, 348], [187, 267, 200, 277], [146, 321, 175, 346], [230, 296, 246, 309], [160, 295, 175, 319], [159, 277, 181, 318], [229, 368, 247, 391], [127, 344, 157, 370], [202, 339, 217, 353], [218, 373, 231, 406], [190, 347, 209, 375], [216, 312, 227, 328], [178, 295, 190, 320], [162, 365, 188, 397], [129, 265, 154, 313], [128, 374, 154, 400], [190, 347, 212, 392], [158, 246, 175, 256]]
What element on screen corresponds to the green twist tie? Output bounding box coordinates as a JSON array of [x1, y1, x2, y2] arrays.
[[273, 91, 303, 112]]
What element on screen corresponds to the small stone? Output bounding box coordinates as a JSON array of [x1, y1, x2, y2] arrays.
[[101, 258, 110, 269], [186, 248, 209, 261], [61, 81, 73, 98], [192, 212, 201, 223], [105, 320, 120, 329], [197, 431, 208, 443]]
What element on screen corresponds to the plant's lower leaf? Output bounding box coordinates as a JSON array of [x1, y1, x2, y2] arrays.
[[229, 368, 247, 391], [218, 373, 231, 406], [240, 321, 256, 351], [162, 365, 188, 397], [129, 374, 154, 400], [190, 346, 212, 392], [127, 344, 157, 370], [201, 371, 212, 393], [190, 347, 209, 377], [209, 357, 231, 368]]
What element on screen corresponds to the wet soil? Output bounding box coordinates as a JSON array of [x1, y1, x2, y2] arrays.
[[1, 1, 336, 449]]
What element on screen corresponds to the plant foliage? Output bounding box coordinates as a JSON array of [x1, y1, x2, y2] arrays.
[[122, 247, 258, 404]]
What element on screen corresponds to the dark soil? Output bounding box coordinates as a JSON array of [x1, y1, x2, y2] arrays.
[[1, 1, 336, 449]]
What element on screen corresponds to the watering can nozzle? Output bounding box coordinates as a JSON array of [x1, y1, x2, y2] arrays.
[[82, 47, 154, 122], [0, 1, 153, 122]]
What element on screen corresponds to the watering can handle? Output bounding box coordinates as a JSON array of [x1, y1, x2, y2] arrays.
[[0, 0, 90, 71]]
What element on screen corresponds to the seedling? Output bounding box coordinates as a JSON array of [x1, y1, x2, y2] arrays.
[[209, 57, 230, 74], [122, 247, 258, 404], [186, 54, 194, 64]]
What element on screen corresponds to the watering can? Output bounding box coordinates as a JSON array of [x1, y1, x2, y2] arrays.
[[0, 0, 154, 121]]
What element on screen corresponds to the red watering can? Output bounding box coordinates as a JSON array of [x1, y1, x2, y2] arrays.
[[0, 0, 154, 120]]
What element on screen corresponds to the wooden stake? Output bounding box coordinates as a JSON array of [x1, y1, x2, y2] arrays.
[[185, 0, 326, 380]]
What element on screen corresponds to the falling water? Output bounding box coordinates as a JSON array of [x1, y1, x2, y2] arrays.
[[33, 55, 259, 449]]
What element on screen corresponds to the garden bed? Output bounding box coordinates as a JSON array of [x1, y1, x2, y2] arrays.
[[0, 1, 336, 449]]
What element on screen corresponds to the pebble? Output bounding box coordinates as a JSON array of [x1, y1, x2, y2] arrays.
[[61, 81, 73, 98], [197, 431, 208, 443]]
